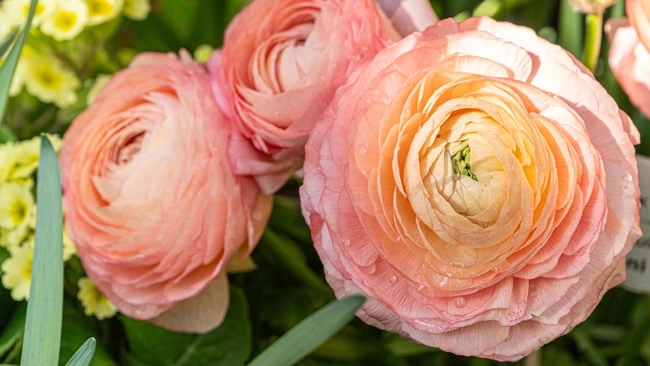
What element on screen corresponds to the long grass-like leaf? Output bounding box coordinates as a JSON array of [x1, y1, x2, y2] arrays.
[[247, 295, 365, 366], [0, 29, 18, 60], [0, 0, 39, 121], [65, 338, 96, 366], [20, 135, 64, 366]]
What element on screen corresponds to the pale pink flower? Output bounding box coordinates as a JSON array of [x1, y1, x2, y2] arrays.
[[209, 0, 437, 194], [61, 52, 272, 333], [301, 18, 641, 361]]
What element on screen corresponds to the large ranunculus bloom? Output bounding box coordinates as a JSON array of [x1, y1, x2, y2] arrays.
[[606, 1, 650, 119], [209, 0, 437, 194], [60, 52, 272, 333], [301, 17, 641, 361]]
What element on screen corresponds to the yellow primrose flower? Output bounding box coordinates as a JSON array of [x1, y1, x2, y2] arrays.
[[41, 0, 89, 41], [62, 227, 77, 261], [123, 0, 149, 21], [77, 277, 117, 320], [1, 243, 33, 301], [3, 0, 56, 27], [10, 134, 62, 179], [0, 181, 35, 248], [86, 74, 111, 104], [0, 144, 20, 182], [85, 0, 123, 25], [23, 52, 80, 108]]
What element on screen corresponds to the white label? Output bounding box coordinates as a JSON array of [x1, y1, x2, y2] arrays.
[[623, 155, 650, 293]]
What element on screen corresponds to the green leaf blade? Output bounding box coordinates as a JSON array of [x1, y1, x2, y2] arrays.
[[0, 0, 39, 121], [121, 287, 252, 366], [65, 338, 96, 366], [20, 135, 64, 366], [247, 295, 365, 366]]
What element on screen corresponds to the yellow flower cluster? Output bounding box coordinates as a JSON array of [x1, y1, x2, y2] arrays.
[[77, 277, 117, 320], [0, 135, 77, 302], [8, 46, 81, 108], [0, 0, 151, 42]]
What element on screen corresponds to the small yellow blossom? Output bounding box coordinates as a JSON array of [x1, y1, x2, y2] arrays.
[[0, 180, 34, 247], [23, 52, 80, 108], [62, 227, 77, 261], [3, 0, 56, 27], [9, 134, 62, 179], [86, 74, 111, 104], [77, 277, 117, 320], [1, 243, 33, 300], [194, 44, 214, 64], [41, 0, 89, 41], [85, 0, 123, 25], [122, 0, 149, 21], [0, 144, 20, 182]]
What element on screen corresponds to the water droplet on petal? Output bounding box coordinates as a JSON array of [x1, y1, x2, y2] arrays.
[[625, 173, 633, 183], [417, 284, 425, 291], [438, 276, 449, 286], [454, 297, 467, 308], [450, 261, 466, 268], [396, 235, 402, 242], [342, 239, 351, 246], [389, 275, 397, 283]]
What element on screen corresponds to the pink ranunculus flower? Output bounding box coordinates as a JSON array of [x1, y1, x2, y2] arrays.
[[606, 0, 650, 119], [301, 17, 641, 361], [208, 0, 437, 194], [60, 51, 272, 333]]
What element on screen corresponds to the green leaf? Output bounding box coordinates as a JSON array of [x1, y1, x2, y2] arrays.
[[0, 303, 26, 358], [121, 287, 251, 366], [259, 228, 330, 293], [21, 135, 64, 366], [65, 338, 96, 366], [0, 29, 18, 60], [0, 0, 39, 121], [247, 295, 365, 366], [571, 327, 608, 366], [59, 298, 116, 366]]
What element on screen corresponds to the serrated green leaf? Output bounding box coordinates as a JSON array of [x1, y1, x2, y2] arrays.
[[0, 303, 26, 358], [0, 0, 39, 122], [121, 287, 251, 366], [20, 135, 64, 366], [65, 338, 96, 366], [247, 295, 365, 366]]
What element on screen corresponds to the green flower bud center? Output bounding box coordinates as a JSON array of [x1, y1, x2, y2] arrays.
[[451, 145, 477, 181]]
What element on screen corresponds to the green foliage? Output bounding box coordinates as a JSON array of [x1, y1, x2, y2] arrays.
[[120, 287, 252, 366], [20, 136, 64, 366], [65, 338, 96, 366], [0, 0, 38, 121], [247, 295, 365, 366]]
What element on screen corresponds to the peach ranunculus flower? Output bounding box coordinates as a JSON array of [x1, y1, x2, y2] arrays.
[[606, 0, 650, 119], [300, 17, 641, 361], [60, 51, 272, 333], [208, 0, 437, 194]]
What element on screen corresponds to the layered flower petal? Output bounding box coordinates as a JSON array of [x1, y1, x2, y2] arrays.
[[61, 51, 272, 333], [301, 17, 641, 361], [210, 0, 437, 194]]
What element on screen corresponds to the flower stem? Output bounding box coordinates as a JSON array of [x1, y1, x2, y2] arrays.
[[523, 349, 542, 366], [582, 12, 604, 73]]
